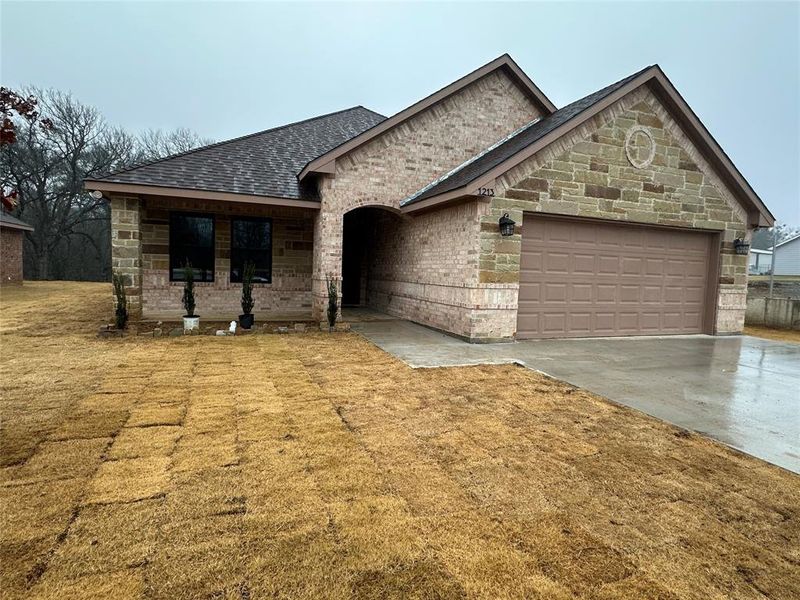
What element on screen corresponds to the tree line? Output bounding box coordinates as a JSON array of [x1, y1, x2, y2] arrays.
[[1, 87, 211, 281]]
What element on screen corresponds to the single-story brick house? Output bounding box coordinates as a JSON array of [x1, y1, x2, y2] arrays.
[[0, 211, 34, 285], [85, 54, 773, 341]]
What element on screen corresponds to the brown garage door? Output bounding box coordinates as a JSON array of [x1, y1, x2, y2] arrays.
[[517, 216, 716, 339]]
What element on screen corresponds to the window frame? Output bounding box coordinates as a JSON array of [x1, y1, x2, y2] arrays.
[[168, 211, 216, 283], [230, 216, 273, 284]]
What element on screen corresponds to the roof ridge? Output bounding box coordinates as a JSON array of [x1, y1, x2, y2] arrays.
[[90, 105, 386, 181]]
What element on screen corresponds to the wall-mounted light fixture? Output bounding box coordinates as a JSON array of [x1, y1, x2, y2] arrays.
[[733, 238, 750, 256], [499, 213, 516, 237]]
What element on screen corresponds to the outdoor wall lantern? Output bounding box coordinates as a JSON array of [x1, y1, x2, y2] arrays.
[[733, 238, 750, 256], [499, 213, 516, 237]]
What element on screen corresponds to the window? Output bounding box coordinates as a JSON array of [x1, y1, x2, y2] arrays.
[[231, 217, 272, 283], [169, 213, 215, 282]]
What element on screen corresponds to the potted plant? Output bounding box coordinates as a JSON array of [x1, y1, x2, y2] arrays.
[[239, 261, 255, 329], [112, 271, 128, 330], [182, 262, 199, 331]]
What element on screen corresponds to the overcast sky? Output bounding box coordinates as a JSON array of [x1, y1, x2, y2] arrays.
[[2, 1, 798, 223]]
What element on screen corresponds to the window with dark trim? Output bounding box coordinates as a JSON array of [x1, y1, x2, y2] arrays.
[[169, 212, 215, 282], [231, 217, 272, 283]]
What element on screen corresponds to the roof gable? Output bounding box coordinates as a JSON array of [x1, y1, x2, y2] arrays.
[[297, 54, 557, 181], [402, 67, 650, 207], [401, 66, 774, 227], [86, 106, 386, 201]]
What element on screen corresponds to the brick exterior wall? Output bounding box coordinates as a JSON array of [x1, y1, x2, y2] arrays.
[[478, 86, 750, 339], [0, 228, 25, 285], [312, 69, 544, 332], [110, 195, 315, 319], [364, 202, 483, 338]]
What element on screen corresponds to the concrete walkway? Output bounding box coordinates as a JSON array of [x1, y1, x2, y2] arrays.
[[353, 320, 800, 474]]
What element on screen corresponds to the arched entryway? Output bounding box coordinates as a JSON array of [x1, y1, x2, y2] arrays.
[[341, 206, 403, 310]]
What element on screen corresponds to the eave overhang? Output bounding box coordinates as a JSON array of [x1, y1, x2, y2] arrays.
[[83, 181, 321, 210]]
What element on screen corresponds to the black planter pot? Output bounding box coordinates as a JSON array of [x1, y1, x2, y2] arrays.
[[239, 313, 254, 329]]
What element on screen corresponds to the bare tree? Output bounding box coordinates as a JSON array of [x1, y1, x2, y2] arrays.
[[137, 127, 214, 162], [1, 87, 213, 281], [1, 88, 137, 278]]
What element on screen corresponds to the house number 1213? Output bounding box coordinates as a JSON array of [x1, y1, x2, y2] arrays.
[[478, 188, 495, 197]]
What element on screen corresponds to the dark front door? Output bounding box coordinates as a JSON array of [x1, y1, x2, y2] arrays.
[[342, 215, 364, 305]]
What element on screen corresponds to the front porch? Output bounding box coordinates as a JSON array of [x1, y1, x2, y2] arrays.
[[110, 194, 318, 321]]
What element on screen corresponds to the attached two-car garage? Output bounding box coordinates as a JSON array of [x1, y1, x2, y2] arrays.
[[516, 215, 718, 339]]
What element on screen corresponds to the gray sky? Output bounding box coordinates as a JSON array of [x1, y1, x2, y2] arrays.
[[2, 1, 798, 223]]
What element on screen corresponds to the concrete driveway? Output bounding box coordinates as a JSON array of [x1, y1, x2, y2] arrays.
[[353, 320, 800, 474]]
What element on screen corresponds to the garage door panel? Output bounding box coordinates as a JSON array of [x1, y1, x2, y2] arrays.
[[517, 216, 712, 339], [573, 254, 595, 273], [545, 252, 570, 273], [598, 256, 619, 275]]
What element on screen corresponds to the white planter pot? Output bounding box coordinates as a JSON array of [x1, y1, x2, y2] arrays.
[[183, 316, 200, 331]]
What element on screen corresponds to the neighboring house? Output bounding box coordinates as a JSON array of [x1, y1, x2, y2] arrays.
[[749, 249, 772, 275], [773, 234, 800, 275], [85, 54, 773, 341], [0, 212, 34, 285]]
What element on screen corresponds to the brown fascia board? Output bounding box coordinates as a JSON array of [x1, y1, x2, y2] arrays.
[[407, 67, 775, 227], [0, 220, 34, 232], [84, 180, 321, 209], [297, 54, 557, 181]]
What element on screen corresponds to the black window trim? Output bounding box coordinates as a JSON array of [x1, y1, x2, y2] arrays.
[[230, 216, 273, 284], [168, 211, 216, 283]]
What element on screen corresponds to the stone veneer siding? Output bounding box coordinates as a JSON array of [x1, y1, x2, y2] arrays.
[[477, 86, 750, 339], [0, 228, 25, 285], [110, 195, 315, 318], [110, 195, 143, 315], [312, 69, 543, 335]]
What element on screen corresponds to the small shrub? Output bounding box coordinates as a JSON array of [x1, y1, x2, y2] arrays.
[[241, 261, 255, 316], [112, 272, 128, 330], [326, 276, 338, 329], [182, 262, 196, 317]]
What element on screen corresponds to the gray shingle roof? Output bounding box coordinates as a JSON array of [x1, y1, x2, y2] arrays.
[[402, 66, 653, 206], [0, 211, 34, 231], [88, 106, 386, 200]]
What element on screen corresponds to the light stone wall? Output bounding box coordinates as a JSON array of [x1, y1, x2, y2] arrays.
[[111, 195, 315, 319], [478, 86, 750, 339], [312, 69, 543, 336], [110, 195, 143, 315]]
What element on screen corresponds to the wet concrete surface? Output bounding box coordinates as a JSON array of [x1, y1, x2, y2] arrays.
[[353, 320, 800, 474]]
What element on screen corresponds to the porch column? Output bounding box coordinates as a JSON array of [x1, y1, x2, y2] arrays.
[[311, 207, 343, 322], [109, 194, 143, 318]]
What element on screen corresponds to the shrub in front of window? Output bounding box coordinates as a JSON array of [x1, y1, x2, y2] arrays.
[[182, 262, 196, 318], [112, 272, 128, 330], [239, 261, 256, 329]]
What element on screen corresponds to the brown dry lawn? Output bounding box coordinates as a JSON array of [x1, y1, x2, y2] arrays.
[[744, 326, 800, 344], [1, 282, 798, 600]]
